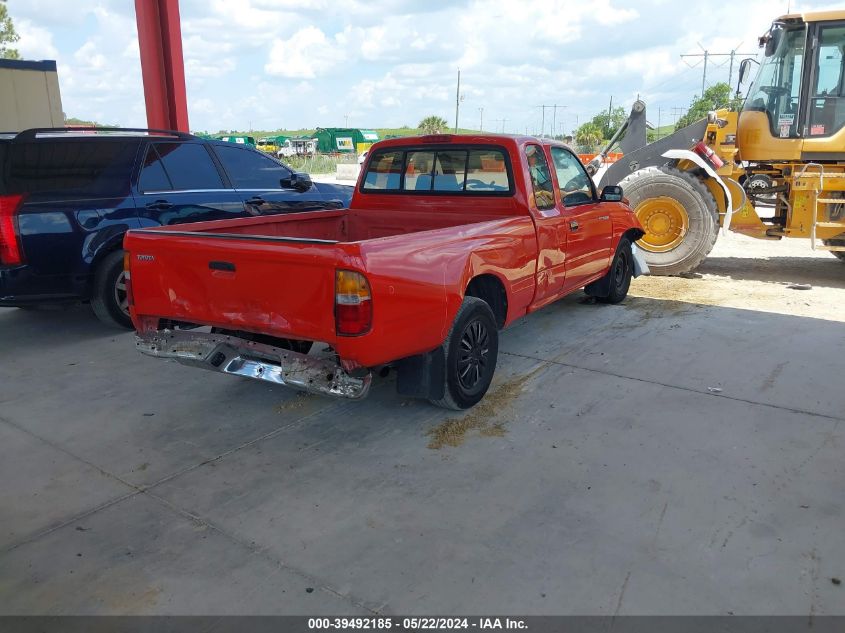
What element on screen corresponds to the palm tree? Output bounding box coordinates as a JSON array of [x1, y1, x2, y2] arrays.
[[418, 116, 449, 135], [574, 123, 603, 153]]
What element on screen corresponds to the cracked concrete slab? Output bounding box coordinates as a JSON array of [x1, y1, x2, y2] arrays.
[[1, 273, 844, 615]]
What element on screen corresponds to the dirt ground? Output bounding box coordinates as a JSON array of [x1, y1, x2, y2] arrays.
[[631, 231, 845, 323]]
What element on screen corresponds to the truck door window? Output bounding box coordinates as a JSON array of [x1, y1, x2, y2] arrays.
[[432, 150, 467, 191], [809, 24, 845, 137], [151, 143, 225, 191], [525, 144, 555, 210], [466, 150, 510, 191], [362, 150, 403, 190], [403, 151, 435, 191], [213, 144, 292, 189], [550, 147, 594, 206]]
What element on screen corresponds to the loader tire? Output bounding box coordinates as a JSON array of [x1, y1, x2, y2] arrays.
[[822, 236, 845, 262], [619, 166, 719, 276]]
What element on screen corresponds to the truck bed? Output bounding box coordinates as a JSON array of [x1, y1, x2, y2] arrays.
[[125, 204, 533, 365], [137, 205, 520, 243]]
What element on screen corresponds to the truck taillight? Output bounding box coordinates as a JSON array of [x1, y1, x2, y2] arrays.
[[123, 251, 134, 309], [335, 269, 372, 336], [0, 194, 25, 266]]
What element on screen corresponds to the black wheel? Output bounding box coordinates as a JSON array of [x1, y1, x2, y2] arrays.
[[90, 250, 132, 329], [596, 238, 633, 304], [430, 297, 499, 410], [618, 165, 719, 276], [823, 236, 845, 263]]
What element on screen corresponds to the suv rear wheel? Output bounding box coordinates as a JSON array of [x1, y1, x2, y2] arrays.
[[91, 250, 132, 329]]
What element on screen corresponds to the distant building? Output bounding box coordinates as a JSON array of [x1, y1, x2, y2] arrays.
[[0, 59, 64, 131]]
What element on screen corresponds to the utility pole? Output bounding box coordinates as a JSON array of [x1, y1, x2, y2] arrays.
[[681, 44, 756, 97], [657, 107, 661, 140], [344, 113, 349, 127], [454, 68, 461, 134], [540, 105, 546, 137], [478, 107, 484, 132], [501, 118, 507, 134]]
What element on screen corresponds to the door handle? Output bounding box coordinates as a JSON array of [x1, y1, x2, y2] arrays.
[[597, 215, 610, 220], [569, 220, 580, 231], [246, 196, 266, 205], [145, 200, 173, 210]]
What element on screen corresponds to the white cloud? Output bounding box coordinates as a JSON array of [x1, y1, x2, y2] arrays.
[[264, 26, 346, 78], [14, 19, 58, 60]]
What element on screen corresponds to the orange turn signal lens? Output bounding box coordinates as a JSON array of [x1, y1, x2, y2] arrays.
[[335, 270, 372, 336]]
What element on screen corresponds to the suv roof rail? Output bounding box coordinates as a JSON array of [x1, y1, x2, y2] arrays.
[[13, 127, 198, 142]]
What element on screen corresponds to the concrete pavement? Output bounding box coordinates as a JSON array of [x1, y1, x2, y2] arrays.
[[0, 281, 843, 614]]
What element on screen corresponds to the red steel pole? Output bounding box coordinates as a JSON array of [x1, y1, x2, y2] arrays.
[[135, 0, 189, 132]]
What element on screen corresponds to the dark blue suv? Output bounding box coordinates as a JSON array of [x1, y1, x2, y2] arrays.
[[0, 128, 352, 328]]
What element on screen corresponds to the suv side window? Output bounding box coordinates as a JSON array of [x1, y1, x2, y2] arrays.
[[140, 142, 225, 192], [550, 146, 594, 206], [138, 146, 172, 192], [213, 144, 292, 189]]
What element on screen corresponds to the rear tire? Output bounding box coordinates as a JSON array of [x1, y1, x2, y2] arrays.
[[90, 250, 132, 329], [619, 165, 719, 276], [430, 297, 499, 410], [596, 238, 633, 304], [822, 236, 845, 262]]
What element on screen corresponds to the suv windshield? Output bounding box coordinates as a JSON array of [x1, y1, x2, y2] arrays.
[[743, 25, 806, 138]]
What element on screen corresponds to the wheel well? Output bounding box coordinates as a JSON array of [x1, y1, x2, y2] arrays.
[[622, 227, 645, 244], [465, 274, 507, 329], [87, 243, 124, 292]]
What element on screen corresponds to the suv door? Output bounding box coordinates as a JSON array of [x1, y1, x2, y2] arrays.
[[549, 146, 612, 291], [211, 143, 345, 214], [134, 141, 246, 227]]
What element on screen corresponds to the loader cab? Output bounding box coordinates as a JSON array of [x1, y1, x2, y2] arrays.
[[739, 11, 845, 162]]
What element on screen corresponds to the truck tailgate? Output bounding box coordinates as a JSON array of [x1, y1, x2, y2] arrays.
[[126, 230, 346, 342]]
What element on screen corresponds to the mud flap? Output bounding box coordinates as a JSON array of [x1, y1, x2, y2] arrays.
[[632, 243, 649, 277], [395, 347, 446, 400]]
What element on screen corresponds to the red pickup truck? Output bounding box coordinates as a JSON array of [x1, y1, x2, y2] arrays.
[[126, 135, 646, 409]]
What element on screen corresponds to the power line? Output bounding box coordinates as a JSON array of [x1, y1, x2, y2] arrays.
[[680, 45, 757, 96]]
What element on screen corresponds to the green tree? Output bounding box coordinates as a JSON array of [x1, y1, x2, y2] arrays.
[[0, 0, 20, 60], [418, 115, 448, 135], [574, 122, 603, 152], [590, 106, 627, 140], [675, 82, 743, 130]]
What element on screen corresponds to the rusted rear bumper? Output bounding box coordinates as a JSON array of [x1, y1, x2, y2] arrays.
[[135, 329, 372, 400]]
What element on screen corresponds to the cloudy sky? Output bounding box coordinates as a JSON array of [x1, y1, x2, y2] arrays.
[[7, 0, 843, 134]]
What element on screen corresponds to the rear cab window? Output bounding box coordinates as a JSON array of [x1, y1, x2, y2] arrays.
[[362, 146, 513, 194]]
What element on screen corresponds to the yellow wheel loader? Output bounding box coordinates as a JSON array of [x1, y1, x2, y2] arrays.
[[594, 10, 845, 275]]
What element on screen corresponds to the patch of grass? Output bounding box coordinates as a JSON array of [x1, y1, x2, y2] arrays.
[[425, 365, 544, 449]]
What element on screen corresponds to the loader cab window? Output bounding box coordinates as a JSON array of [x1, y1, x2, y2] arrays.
[[743, 25, 805, 139], [808, 24, 845, 137]]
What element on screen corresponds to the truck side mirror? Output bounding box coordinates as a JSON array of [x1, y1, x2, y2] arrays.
[[281, 172, 312, 192], [600, 185, 623, 202]]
